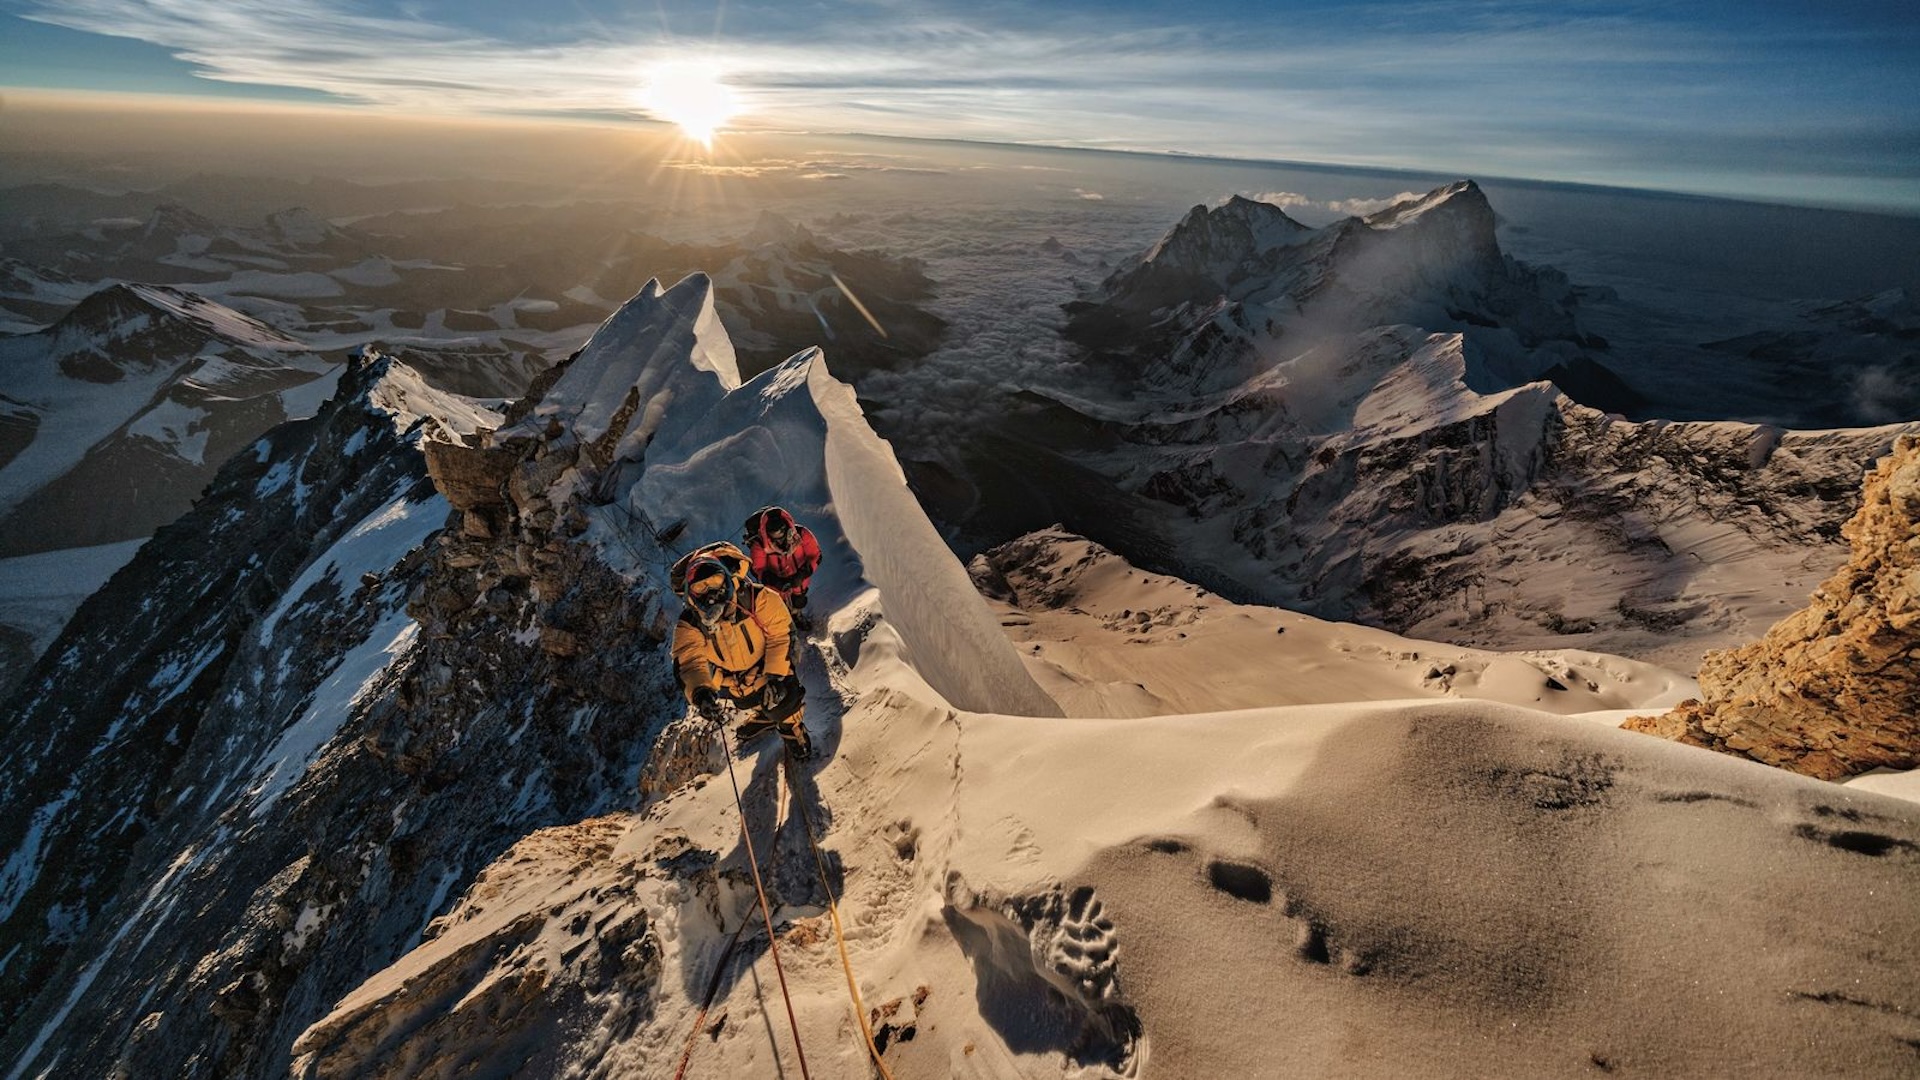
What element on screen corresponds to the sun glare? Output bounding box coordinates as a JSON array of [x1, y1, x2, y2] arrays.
[[640, 63, 739, 148]]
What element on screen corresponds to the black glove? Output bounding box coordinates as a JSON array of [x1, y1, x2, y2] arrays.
[[761, 673, 800, 709], [690, 686, 723, 724], [788, 589, 808, 611]]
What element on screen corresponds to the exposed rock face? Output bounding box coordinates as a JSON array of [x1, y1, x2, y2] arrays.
[[977, 325, 1913, 667], [1626, 435, 1920, 778], [0, 348, 440, 1038], [287, 815, 663, 1080], [0, 334, 680, 1077], [420, 438, 515, 515]]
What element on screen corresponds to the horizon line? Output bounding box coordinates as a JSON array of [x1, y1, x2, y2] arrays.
[[4, 85, 1916, 221]]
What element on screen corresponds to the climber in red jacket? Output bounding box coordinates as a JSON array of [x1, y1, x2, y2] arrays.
[[742, 505, 822, 628]]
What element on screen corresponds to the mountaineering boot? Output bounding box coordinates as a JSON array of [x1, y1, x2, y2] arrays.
[[781, 719, 813, 761], [779, 718, 810, 760]]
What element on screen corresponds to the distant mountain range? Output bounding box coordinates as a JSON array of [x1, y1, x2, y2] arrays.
[[0, 282, 334, 557], [928, 180, 1917, 668]]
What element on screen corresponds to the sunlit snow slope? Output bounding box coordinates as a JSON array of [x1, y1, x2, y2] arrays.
[[290, 277, 1920, 1080]]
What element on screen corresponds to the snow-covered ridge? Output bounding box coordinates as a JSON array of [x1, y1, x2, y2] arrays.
[[540, 273, 1059, 717], [500, 272, 740, 458], [291, 452, 1920, 1080], [40, 284, 305, 383], [1363, 178, 1489, 231]]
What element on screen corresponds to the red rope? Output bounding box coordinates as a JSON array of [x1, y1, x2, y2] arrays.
[[718, 724, 811, 1080]]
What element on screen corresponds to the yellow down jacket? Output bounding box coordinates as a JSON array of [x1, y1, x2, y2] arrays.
[[672, 580, 794, 701]]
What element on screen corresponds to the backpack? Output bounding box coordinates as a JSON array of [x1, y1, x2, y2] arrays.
[[742, 505, 797, 549]]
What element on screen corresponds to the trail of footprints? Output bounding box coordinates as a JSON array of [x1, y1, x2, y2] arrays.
[[1154, 838, 1379, 977]]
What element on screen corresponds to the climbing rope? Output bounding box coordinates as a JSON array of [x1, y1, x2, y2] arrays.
[[782, 756, 897, 1080], [716, 719, 811, 1080], [672, 684, 893, 1079]]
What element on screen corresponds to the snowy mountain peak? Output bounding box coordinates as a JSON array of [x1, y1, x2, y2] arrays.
[[1138, 193, 1310, 271], [139, 201, 221, 240], [41, 283, 303, 382], [499, 273, 738, 462], [1360, 178, 1500, 262], [1069, 178, 1589, 397], [51, 282, 298, 345], [1096, 192, 1312, 316], [1364, 178, 1487, 227], [744, 210, 820, 251], [265, 206, 341, 247]]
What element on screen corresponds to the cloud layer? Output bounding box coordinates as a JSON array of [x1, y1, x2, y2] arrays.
[[15, 0, 1920, 209]]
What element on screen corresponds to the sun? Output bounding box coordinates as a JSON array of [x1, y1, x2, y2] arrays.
[[640, 62, 739, 148]]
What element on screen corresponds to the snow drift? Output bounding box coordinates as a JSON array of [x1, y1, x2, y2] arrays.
[[286, 278, 1920, 1080]]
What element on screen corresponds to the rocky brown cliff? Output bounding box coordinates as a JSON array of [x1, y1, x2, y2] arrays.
[[1626, 434, 1920, 778]]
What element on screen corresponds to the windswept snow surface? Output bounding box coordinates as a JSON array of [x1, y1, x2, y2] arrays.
[[300, 537, 1920, 1079], [984, 529, 1694, 718], [297, 279, 1920, 1080]]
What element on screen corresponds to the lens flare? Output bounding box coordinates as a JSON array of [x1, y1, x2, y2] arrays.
[[640, 62, 738, 148]]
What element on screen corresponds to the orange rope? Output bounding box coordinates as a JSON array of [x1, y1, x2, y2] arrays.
[[784, 756, 897, 1080], [718, 725, 811, 1080]]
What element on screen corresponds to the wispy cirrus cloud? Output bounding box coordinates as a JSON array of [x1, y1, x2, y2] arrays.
[[14, 0, 1920, 207]]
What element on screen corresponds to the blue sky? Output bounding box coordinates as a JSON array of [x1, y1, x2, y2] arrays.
[[2, 0, 1916, 211]]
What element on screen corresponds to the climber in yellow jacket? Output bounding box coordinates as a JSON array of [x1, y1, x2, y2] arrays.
[[670, 541, 811, 759]]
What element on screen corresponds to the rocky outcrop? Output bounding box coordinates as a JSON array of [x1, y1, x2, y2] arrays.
[[420, 437, 516, 523], [0, 348, 444, 1049], [287, 815, 661, 1080], [0, 330, 685, 1077], [1625, 436, 1920, 778]]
